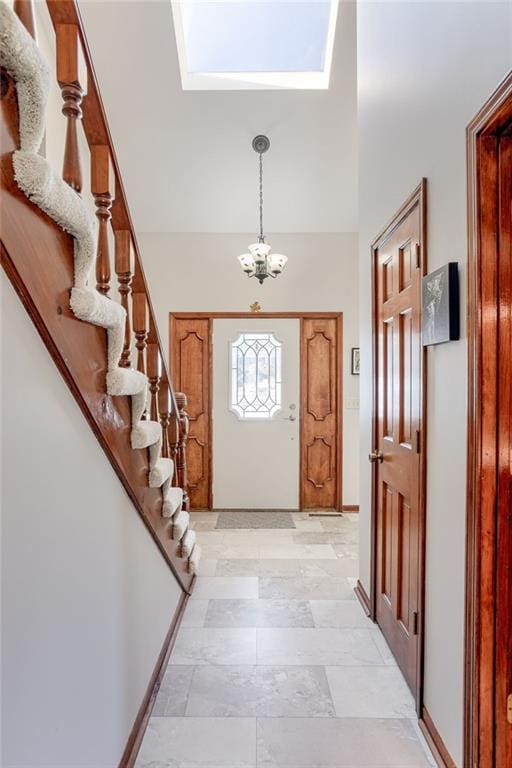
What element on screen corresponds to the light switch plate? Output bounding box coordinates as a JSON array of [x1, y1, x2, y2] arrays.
[[345, 397, 360, 410]]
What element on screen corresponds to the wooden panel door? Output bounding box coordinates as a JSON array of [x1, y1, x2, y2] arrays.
[[372, 186, 425, 700], [171, 317, 211, 509], [300, 316, 342, 509]]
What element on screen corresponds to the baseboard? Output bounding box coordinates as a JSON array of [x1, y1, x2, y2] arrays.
[[419, 706, 456, 768], [119, 584, 192, 767], [354, 579, 371, 617], [342, 505, 359, 512]]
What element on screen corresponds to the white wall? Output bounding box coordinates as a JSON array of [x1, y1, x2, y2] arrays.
[[139, 231, 360, 506], [357, 2, 511, 764], [1, 275, 183, 768]]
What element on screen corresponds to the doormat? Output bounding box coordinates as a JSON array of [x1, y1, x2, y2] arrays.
[[215, 510, 296, 529]]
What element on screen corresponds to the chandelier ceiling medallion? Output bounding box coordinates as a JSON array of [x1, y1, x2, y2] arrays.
[[238, 135, 288, 285]]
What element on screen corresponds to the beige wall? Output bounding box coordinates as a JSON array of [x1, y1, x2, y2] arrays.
[[1, 276, 183, 767], [139, 231, 360, 506], [357, 2, 511, 763]]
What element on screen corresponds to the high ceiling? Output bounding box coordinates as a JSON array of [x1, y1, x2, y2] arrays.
[[79, 0, 357, 234]]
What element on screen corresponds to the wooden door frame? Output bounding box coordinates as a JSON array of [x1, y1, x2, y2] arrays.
[[369, 180, 428, 715], [169, 311, 343, 511], [465, 71, 512, 768]]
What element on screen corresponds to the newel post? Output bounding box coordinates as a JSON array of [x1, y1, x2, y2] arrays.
[[56, 24, 86, 192], [114, 230, 133, 367], [91, 145, 115, 295], [175, 392, 190, 510]]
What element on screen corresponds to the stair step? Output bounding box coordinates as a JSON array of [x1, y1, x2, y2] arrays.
[[188, 544, 202, 574], [172, 510, 189, 541], [181, 528, 196, 558], [162, 486, 183, 518], [149, 457, 173, 488]]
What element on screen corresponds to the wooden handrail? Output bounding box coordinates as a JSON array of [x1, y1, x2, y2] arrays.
[[1, 0, 192, 590]]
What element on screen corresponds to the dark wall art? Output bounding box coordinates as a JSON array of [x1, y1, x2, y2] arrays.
[[351, 347, 360, 375], [422, 263, 460, 346]]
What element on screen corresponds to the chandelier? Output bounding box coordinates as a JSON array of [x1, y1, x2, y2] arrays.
[[238, 135, 288, 284]]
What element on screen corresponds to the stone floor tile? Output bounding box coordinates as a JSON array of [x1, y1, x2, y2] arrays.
[[259, 575, 355, 600], [310, 599, 374, 628], [204, 599, 314, 628], [136, 717, 256, 766], [257, 717, 432, 767], [152, 666, 194, 716], [256, 628, 384, 666], [170, 628, 257, 665], [325, 666, 416, 718], [191, 576, 259, 600], [185, 665, 335, 717]]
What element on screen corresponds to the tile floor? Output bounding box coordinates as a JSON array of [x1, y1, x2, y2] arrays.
[[135, 511, 436, 768]]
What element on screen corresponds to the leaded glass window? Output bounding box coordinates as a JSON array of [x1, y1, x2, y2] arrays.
[[230, 332, 282, 419]]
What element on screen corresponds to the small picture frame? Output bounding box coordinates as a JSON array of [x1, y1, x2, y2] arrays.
[[422, 263, 460, 346], [351, 347, 360, 375]]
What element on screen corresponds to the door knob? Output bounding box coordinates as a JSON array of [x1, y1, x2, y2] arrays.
[[368, 449, 384, 464]]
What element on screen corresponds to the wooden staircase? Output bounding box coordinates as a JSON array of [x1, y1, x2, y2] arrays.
[[0, 0, 196, 594]]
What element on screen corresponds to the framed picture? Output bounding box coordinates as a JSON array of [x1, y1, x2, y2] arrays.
[[422, 263, 460, 346], [351, 347, 360, 375]]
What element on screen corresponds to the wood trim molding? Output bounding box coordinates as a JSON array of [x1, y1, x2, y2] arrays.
[[465, 70, 512, 768], [119, 590, 190, 768], [354, 579, 371, 617], [419, 707, 456, 768], [369, 180, 428, 715], [342, 504, 359, 512], [170, 312, 343, 319]]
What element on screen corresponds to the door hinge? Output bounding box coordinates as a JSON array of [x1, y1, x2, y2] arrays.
[[412, 611, 419, 635], [507, 693, 512, 724], [415, 429, 421, 454], [414, 242, 421, 269]]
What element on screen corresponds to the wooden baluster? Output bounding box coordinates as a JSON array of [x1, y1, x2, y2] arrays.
[[114, 230, 132, 367], [168, 409, 180, 468], [146, 339, 161, 425], [176, 392, 190, 510], [91, 145, 115, 295], [56, 24, 86, 192], [158, 377, 171, 459], [14, 0, 36, 39], [132, 292, 148, 377]]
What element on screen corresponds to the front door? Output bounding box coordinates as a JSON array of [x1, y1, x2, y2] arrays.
[[212, 318, 300, 509], [372, 184, 425, 701]]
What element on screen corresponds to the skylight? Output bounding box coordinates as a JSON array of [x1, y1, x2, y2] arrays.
[[171, 1, 339, 90]]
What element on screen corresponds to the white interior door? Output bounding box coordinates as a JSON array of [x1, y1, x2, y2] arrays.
[[212, 318, 300, 509]]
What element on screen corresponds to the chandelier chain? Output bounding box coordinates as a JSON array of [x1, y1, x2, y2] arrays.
[[238, 135, 287, 284], [259, 150, 264, 242]]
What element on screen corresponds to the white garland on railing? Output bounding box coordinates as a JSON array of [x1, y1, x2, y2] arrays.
[[0, 2, 199, 576]]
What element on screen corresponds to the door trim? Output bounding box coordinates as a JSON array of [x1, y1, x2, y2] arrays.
[[169, 312, 343, 511], [369, 180, 428, 715], [465, 71, 512, 768]]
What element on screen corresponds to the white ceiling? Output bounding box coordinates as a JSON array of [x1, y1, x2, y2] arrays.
[[79, 0, 357, 234]]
